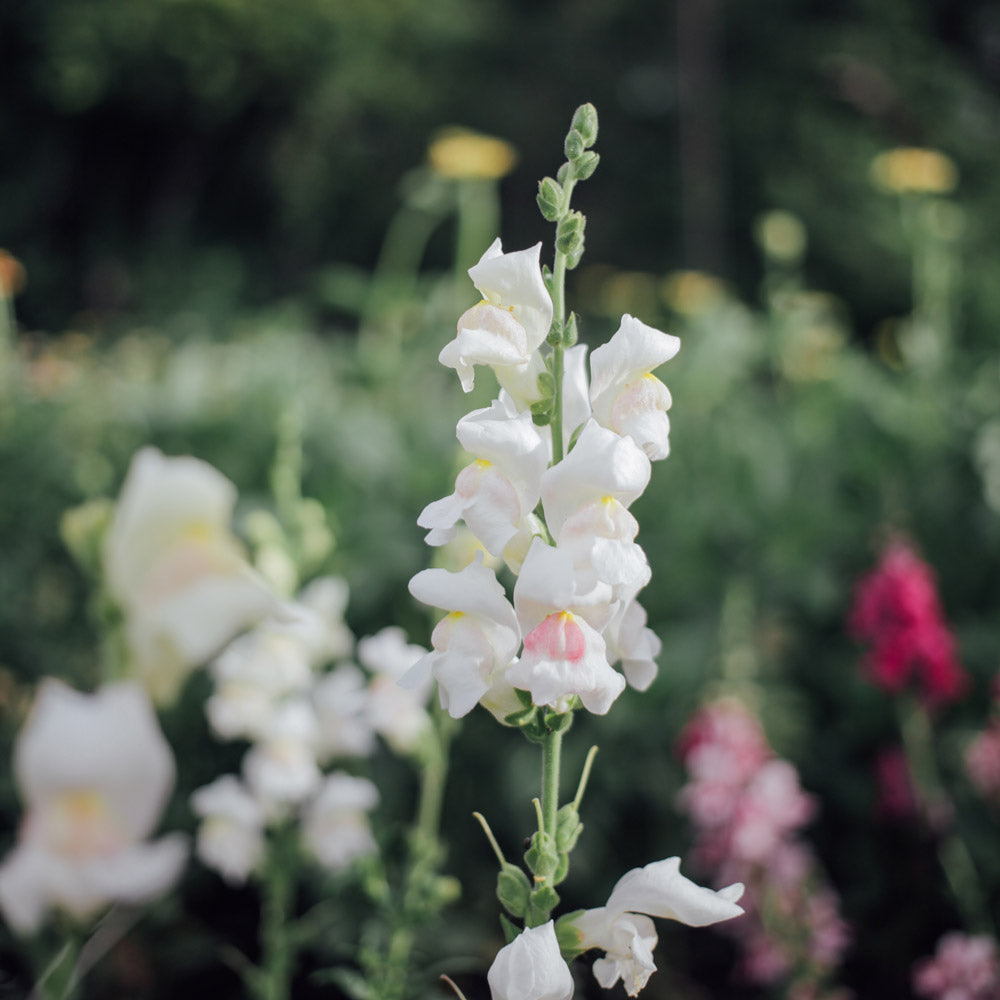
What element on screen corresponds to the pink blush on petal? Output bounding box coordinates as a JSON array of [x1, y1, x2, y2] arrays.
[[524, 613, 586, 663]]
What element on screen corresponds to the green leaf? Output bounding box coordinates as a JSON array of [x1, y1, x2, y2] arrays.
[[499, 913, 521, 944], [497, 863, 532, 918]]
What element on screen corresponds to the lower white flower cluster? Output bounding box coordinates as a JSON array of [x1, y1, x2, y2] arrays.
[[490, 861, 744, 1000], [193, 580, 433, 884]]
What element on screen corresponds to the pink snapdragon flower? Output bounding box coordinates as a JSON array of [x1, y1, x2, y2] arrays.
[[847, 541, 967, 706], [913, 931, 1000, 1000], [677, 698, 849, 992]]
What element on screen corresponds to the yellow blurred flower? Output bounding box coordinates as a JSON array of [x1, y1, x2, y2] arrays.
[[0, 249, 26, 297], [428, 127, 519, 180], [754, 210, 807, 262], [660, 270, 727, 316], [870, 147, 957, 195]]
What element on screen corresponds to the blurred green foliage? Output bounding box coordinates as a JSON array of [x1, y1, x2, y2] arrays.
[[3, 1, 1000, 997]]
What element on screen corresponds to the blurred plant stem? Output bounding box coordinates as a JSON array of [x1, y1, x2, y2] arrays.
[[365, 708, 458, 1000], [251, 821, 299, 1000], [897, 695, 994, 935]]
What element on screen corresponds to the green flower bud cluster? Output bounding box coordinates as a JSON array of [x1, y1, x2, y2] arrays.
[[535, 103, 599, 271]]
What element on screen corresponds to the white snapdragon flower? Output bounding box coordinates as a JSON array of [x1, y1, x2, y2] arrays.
[[439, 240, 553, 403], [407, 554, 520, 719], [419, 398, 548, 558], [242, 699, 322, 812], [488, 921, 575, 1000], [604, 599, 661, 692], [589, 315, 681, 461], [282, 575, 355, 665], [207, 628, 313, 742], [312, 662, 376, 760], [541, 420, 652, 593], [191, 775, 266, 885], [508, 539, 625, 715], [104, 447, 278, 704], [358, 627, 433, 754], [0, 681, 187, 934], [301, 772, 379, 872], [570, 858, 744, 996]]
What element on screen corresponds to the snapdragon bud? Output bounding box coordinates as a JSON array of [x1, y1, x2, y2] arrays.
[[571, 104, 599, 147], [537, 177, 564, 222], [571, 150, 599, 181], [525, 830, 560, 879], [497, 862, 532, 918], [564, 129, 586, 161]]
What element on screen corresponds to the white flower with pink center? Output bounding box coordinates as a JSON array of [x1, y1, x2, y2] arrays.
[[418, 398, 547, 558], [439, 239, 553, 401], [570, 857, 744, 996], [508, 538, 624, 715], [0, 680, 187, 934], [407, 554, 520, 719], [589, 315, 681, 460]]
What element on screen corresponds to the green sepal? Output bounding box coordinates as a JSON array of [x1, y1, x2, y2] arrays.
[[566, 422, 585, 452], [552, 851, 570, 886], [537, 370, 556, 397], [546, 320, 564, 348], [503, 706, 537, 727], [515, 687, 534, 709], [571, 150, 600, 181], [497, 863, 532, 918], [541, 264, 555, 296], [556, 162, 570, 184], [537, 177, 564, 222], [526, 883, 561, 927], [562, 312, 579, 347], [499, 912, 522, 944], [530, 398, 553, 426], [555, 803, 583, 854], [571, 104, 599, 147], [555, 910, 588, 959], [525, 831, 560, 879], [543, 709, 574, 735], [520, 714, 549, 743]]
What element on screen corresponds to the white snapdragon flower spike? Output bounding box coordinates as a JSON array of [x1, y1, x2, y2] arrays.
[[407, 554, 520, 719], [358, 627, 433, 754], [488, 921, 574, 1000], [571, 858, 744, 996], [312, 663, 376, 760], [604, 599, 661, 691], [0, 681, 187, 934], [104, 447, 278, 704], [242, 699, 322, 812], [508, 538, 625, 715], [589, 315, 681, 461], [419, 398, 548, 558], [541, 420, 652, 593], [191, 775, 266, 885], [439, 240, 553, 403], [301, 772, 379, 872]]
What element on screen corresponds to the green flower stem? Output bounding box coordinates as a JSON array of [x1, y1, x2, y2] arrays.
[[30, 933, 81, 1000], [255, 823, 298, 1000], [897, 696, 992, 934], [541, 728, 564, 837], [548, 176, 577, 467], [377, 711, 456, 1000]]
